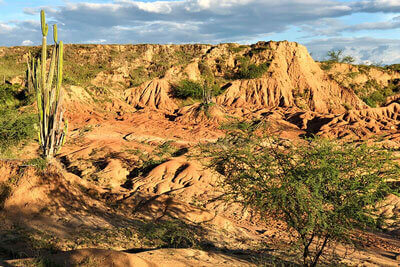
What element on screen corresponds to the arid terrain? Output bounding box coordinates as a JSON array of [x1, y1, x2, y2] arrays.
[[1, 41, 400, 266]]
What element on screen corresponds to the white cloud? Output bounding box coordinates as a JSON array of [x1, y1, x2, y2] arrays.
[[351, 0, 400, 13], [21, 39, 33, 46], [85, 39, 107, 44], [0, 23, 13, 33]]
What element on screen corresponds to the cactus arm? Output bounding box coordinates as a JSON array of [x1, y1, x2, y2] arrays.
[[56, 41, 64, 99], [53, 24, 58, 44], [41, 10, 48, 37], [47, 46, 57, 92], [47, 24, 58, 92]]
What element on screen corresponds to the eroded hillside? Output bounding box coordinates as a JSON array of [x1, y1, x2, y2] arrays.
[[1, 41, 400, 266]]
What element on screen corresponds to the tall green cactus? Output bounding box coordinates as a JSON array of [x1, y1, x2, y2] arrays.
[[27, 10, 67, 159]]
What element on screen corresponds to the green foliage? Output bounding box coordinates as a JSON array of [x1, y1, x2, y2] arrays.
[[62, 60, 106, 86], [320, 62, 334, 71], [0, 84, 23, 109], [219, 119, 255, 131], [362, 80, 400, 107], [341, 56, 355, 64], [235, 56, 270, 79], [172, 79, 223, 100], [0, 53, 27, 81], [129, 67, 149, 87], [320, 50, 356, 70], [129, 51, 189, 86], [174, 50, 194, 65], [0, 109, 36, 154], [386, 64, 400, 73], [172, 79, 203, 99], [201, 130, 399, 266], [25, 157, 48, 171], [346, 72, 359, 79], [0, 83, 36, 156], [140, 220, 200, 248], [228, 44, 248, 53], [326, 49, 355, 63]]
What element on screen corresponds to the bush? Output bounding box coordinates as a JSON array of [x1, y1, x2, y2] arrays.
[[362, 81, 400, 107], [172, 79, 223, 101], [0, 83, 36, 155], [0, 109, 36, 154], [141, 220, 200, 248], [0, 84, 32, 109], [386, 64, 400, 73], [235, 56, 270, 79], [172, 79, 203, 99], [201, 130, 400, 266]]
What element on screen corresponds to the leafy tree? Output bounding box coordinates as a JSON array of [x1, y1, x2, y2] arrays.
[[326, 49, 355, 64], [321, 50, 356, 70], [326, 49, 343, 62], [201, 129, 399, 266]]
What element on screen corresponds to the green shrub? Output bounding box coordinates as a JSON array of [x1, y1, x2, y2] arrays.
[[235, 56, 270, 79], [25, 157, 48, 171], [386, 64, 400, 73], [0, 84, 26, 109], [0, 53, 27, 81], [201, 131, 399, 266], [141, 220, 200, 248], [172, 79, 203, 99], [320, 61, 334, 71], [0, 109, 36, 154], [0, 83, 36, 155], [228, 45, 248, 53], [172, 79, 223, 100], [362, 81, 400, 107]]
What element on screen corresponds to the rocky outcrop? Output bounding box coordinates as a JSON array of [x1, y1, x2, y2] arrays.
[[318, 103, 400, 139], [217, 41, 366, 114], [125, 79, 178, 112]]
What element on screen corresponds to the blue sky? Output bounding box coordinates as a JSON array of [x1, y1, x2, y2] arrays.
[[1, 0, 400, 64]]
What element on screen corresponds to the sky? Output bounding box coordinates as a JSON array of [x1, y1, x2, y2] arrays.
[[1, 0, 400, 64]]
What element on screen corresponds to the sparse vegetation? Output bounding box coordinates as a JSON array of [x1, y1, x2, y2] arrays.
[[201, 129, 400, 266], [235, 56, 270, 79], [140, 220, 201, 248], [228, 44, 248, 53], [0, 81, 36, 156], [25, 157, 48, 171], [219, 119, 255, 131], [361, 80, 400, 107], [0, 108, 36, 155], [0, 84, 36, 157], [0, 53, 28, 81], [172, 79, 222, 100]]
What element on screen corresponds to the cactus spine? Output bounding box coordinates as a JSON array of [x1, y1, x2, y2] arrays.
[[27, 10, 67, 159]]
